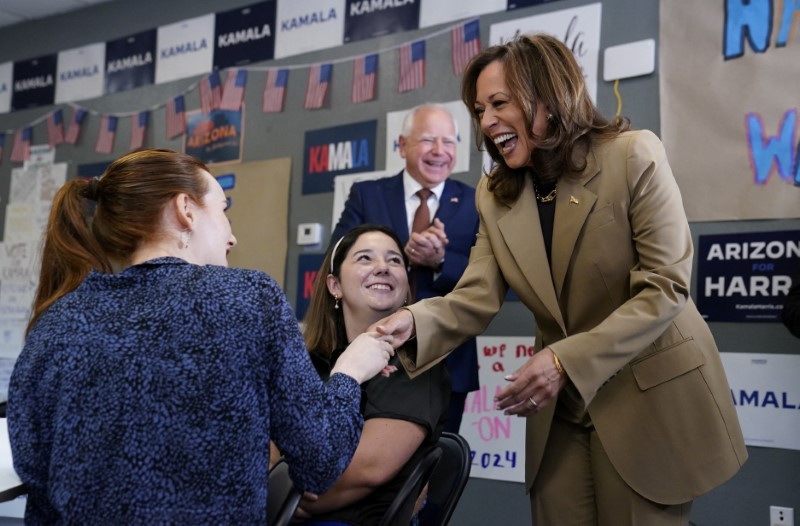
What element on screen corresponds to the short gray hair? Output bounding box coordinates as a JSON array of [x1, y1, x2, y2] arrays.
[[399, 103, 458, 138]]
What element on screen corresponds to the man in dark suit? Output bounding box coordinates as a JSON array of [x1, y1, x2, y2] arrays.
[[332, 104, 479, 433]]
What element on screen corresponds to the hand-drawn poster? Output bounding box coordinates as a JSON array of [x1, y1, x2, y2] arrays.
[[660, 1, 800, 220], [460, 336, 534, 482], [489, 3, 601, 102], [210, 158, 290, 285]]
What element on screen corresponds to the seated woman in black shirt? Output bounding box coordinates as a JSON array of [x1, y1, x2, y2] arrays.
[[299, 224, 450, 525]]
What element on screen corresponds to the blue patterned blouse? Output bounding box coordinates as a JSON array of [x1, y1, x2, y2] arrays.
[[8, 257, 364, 525]]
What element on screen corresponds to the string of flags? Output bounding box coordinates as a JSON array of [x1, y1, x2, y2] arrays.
[[1, 19, 480, 163]]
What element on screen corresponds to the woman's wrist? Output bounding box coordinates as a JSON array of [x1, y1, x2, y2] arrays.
[[552, 351, 565, 377]]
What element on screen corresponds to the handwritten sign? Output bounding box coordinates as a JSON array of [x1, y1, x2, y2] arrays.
[[460, 336, 535, 482]]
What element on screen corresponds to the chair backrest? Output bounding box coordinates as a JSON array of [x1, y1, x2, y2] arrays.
[[422, 431, 471, 525], [267, 458, 302, 526], [378, 445, 442, 526]]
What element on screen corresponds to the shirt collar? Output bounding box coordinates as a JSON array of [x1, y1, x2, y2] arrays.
[[402, 169, 445, 202]]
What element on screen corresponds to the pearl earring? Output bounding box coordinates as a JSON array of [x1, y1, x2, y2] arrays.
[[334, 295, 340, 309]]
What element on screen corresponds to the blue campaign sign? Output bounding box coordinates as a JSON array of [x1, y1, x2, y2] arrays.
[[303, 120, 377, 194], [344, 0, 420, 43], [11, 54, 57, 110], [184, 108, 244, 166], [296, 253, 326, 320], [507, 0, 565, 10], [105, 29, 156, 94], [696, 230, 800, 322], [214, 0, 276, 69]]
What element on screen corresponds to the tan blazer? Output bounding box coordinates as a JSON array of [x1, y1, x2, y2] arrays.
[[401, 130, 747, 505]]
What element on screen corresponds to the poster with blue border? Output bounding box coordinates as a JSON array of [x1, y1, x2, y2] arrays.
[[302, 119, 377, 194], [696, 230, 800, 322], [214, 1, 276, 70], [344, 0, 419, 43], [105, 29, 156, 94]]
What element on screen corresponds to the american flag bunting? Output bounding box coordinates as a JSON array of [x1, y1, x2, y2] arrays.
[[398, 40, 425, 92], [166, 95, 186, 139], [65, 108, 87, 144], [10, 127, 32, 162], [95, 115, 118, 154], [220, 69, 247, 111], [352, 54, 378, 104], [199, 71, 222, 114], [262, 68, 288, 113], [47, 109, 65, 147], [130, 111, 148, 151], [451, 19, 480, 75], [304, 63, 332, 110]]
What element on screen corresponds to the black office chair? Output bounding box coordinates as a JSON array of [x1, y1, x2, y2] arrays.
[[418, 432, 472, 525], [267, 458, 302, 526], [378, 446, 442, 526]]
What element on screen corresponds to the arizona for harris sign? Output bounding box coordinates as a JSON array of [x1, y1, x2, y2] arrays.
[[184, 108, 243, 166]]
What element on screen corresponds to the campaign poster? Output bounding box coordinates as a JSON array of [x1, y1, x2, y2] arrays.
[[275, 0, 345, 59], [696, 231, 799, 322], [343, 0, 419, 43], [209, 158, 291, 285], [460, 336, 533, 482], [214, 1, 276, 70], [0, 62, 11, 113], [55, 43, 105, 103], [419, 0, 504, 28], [184, 107, 244, 165], [331, 171, 392, 230], [104, 29, 156, 94], [155, 14, 215, 84], [295, 253, 326, 321], [303, 120, 377, 195], [721, 352, 800, 451], [489, 3, 601, 102], [11, 54, 57, 110], [384, 100, 472, 176]]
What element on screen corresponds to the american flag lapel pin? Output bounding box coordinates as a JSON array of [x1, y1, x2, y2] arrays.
[[450, 197, 459, 203]]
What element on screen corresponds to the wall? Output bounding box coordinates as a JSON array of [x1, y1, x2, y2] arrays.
[[0, 0, 797, 525]]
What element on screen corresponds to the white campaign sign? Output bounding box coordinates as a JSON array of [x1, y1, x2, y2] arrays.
[[0, 62, 11, 113], [720, 352, 800, 451], [489, 3, 602, 102], [331, 170, 392, 230], [155, 14, 215, 84], [55, 43, 105, 103], [460, 336, 535, 482], [275, 0, 345, 59]]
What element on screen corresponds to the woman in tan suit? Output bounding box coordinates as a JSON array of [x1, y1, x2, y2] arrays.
[[374, 34, 747, 526]]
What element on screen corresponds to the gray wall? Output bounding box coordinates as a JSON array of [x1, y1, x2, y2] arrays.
[[0, 1, 797, 525]]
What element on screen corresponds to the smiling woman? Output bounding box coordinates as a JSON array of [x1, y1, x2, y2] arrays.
[[299, 224, 451, 525]]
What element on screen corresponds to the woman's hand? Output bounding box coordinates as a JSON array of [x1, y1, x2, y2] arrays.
[[331, 332, 395, 384], [494, 348, 567, 416], [294, 492, 318, 520], [370, 308, 416, 349]]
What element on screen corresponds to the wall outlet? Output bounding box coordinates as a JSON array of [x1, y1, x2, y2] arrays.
[[771, 506, 794, 526], [297, 223, 323, 246]]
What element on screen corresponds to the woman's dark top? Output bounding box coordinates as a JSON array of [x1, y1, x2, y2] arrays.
[[308, 347, 451, 525]]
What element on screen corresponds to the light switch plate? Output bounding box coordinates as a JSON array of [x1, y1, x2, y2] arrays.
[[297, 223, 323, 246]]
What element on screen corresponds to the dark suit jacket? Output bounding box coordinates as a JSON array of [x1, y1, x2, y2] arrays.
[[332, 172, 480, 393], [402, 131, 747, 504]]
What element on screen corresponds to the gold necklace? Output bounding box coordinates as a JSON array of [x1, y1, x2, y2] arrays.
[[534, 181, 557, 203]]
